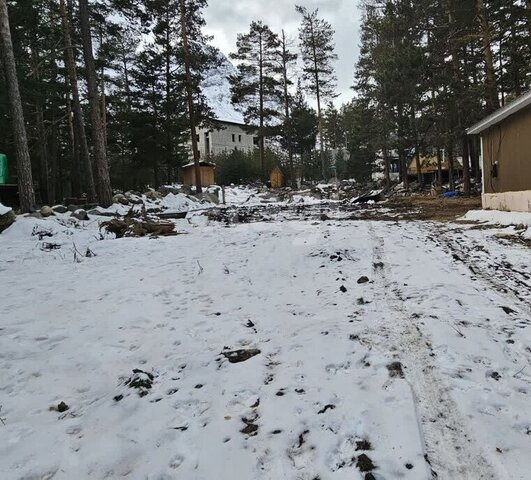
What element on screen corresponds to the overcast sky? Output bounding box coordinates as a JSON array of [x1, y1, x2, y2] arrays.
[[204, 0, 362, 106]]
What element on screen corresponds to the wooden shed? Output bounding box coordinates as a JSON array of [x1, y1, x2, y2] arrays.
[[269, 166, 284, 188], [181, 161, 215, 188], [408, 154, 463, 184], [468, 90, 531, 212]]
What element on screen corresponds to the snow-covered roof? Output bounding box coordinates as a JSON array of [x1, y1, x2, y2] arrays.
[[467, 90, 531, 135], [181, 161, 216, 169]]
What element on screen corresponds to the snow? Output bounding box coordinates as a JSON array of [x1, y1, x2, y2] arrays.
[[1, 202, 530, 479], [0, 201, 12, 215], [202, 47, 244, 124], [461, 209, 531, 228], [95, 192, 210, 216]]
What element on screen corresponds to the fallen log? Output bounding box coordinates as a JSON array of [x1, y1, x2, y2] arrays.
[[100, 218, 178, 238]]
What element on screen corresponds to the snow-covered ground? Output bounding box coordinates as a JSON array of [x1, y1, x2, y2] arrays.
[[1, 204, 530, 480]]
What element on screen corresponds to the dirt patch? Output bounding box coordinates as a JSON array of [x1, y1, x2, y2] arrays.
[[240, 416, 259, 436], [384, 196, 482, 222], [356, 439, 372, 451], [317, 404, 336, 414], [125, 369, 154, 397], [387, 361, 405, 378], [357, 453, 375, 472]]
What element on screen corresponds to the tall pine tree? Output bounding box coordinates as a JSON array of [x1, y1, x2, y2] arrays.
[[230, 21, 283, 181], [296, 5, 337, 180]]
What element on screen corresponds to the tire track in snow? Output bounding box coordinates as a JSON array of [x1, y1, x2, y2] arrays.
[[368, 222, 497, 480]]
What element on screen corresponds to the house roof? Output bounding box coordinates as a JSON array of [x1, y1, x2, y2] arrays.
[[467, 90, 531, 135], [181, 161, 216, 169]]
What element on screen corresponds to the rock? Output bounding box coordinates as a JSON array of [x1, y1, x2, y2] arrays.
[[357, 453, 375, 472], [222, 348, 261, 364], [70, 209, 89, 221], [0, 207, 16, 233], [387, 361, 405, 378], [158, 185, 180, 196], [357, 276, 370, 284], [40, 205, 54, 217], [87, 208, 115, 217], [52, 205, 68, 214], [124, 192, 144, 205], [193, 191, 219, 204], [145, 190, 162, 201], [113, 193, 129, 205], [57, 401, 69, 413]]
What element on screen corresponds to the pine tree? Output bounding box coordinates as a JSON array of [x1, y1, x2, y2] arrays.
[[60, 0, 96, 201], [296, 5, 337, 180], [0, 0, 35, 212], [177, 0, 216, 193], [287, 82, 318, 180], [277, 29, 297, 187], [78, 0, 113, 206], [230, 21, 283, 181]]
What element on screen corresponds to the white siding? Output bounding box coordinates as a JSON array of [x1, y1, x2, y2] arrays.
[[196, 121, 257, 159]]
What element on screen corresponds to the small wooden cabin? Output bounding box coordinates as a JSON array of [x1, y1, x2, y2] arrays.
[[269, 166, 284, 188], [408, 154, 463, 185], [181, 161, 215, 188], [468, 90, 531, 212]]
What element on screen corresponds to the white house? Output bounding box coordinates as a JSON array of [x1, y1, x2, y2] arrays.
[[196, 120, 258, 159]]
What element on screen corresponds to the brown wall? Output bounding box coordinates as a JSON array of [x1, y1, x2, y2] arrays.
[[182, 166, 215, 187], [482, 106, 531, 193]]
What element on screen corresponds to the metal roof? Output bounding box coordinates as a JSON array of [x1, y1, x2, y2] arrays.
[[467, 90, 531, 135]]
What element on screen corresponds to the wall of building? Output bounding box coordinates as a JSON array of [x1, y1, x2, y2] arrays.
[[196, 121, 257, 158], [481, 107, 531, 194], [182, 165, 215, 187]]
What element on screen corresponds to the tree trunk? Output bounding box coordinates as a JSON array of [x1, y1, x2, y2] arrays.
[[29, 22, 51, 205], [462, 134, 471, 195], [258, 32, 266, 182], [309, 20, 325, 180], [78, 0, 112, 206], [49, 110, 59, 203], [448, 145, 455, 191], [99, 26, 107, 151], [60, 0, 95, 201], [281, 30, 295, 188], [476, 0, 498, 112], [179, 0, 202, 193], [35, 103, 50, 204], [449, 3, 471, 194], [436, 148, 443, 185], [382, 146, 390, 189], [0, 0, 35, 212], [414, 146, 422, 187], [164, 7, 173, 185]]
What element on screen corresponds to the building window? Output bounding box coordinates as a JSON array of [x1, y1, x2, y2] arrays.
[[232, 134, 235, 142], [196, 134, 200, 142], [238, 135, 242, 142], [253, 137, 259, 146]]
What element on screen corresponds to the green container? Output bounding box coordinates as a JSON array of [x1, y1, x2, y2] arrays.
[[0, 153, 8, 185], [0, 154, 7, 184]]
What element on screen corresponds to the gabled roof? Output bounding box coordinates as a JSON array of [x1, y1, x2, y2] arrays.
[[467, 90, 531, 135], [181, 161, 216, 169]]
